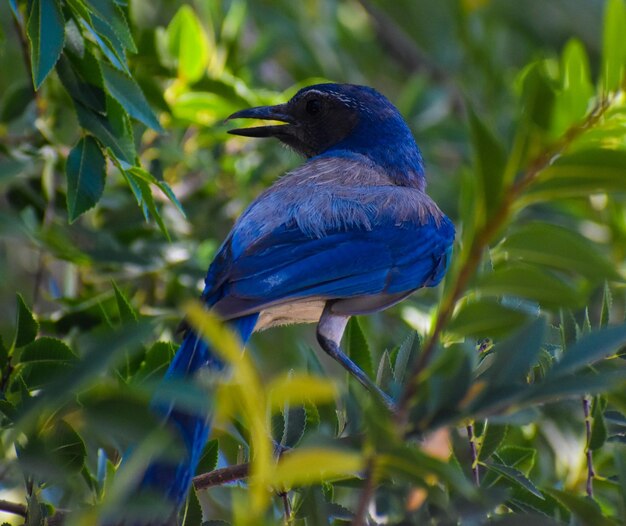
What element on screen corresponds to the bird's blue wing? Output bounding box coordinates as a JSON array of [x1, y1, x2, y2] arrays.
[[203, 183, 454, 319]]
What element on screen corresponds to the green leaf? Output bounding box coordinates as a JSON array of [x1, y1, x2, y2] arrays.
[[27, 0, 65, 89], [20, 337, 77, 363], [0, 82, 35, 123], [44, 419, 86, 473], [475, 265, 583, 309], [552, 39, 594, 136], [80, 18, 129, 74], [101, 63, 163, 131], [468, 107, 506, 218], [66, 136, 106, 222], [14, 294, 39, 349], [524, 370, 626, 403], [393, 331, 418, 383], [127, 167, 186, 218], [494, 222, 620, 282], [483, 461, 544, 499], [75, 99, 136, 165], [376, 350, 393, 391], [282, 406, 307, 448], [197, 439, 219, 475], [497, 446, 536, 476], [589, 397, 607, 450], [600, 282, 612, 328], [132, 176, 170, 239], [345, 318, 374, 380], [134, 341, 175, 383], [477, 423, 508, 461], [549, 321, 626, 377], [525, 149, 626, 203], [112, 281, 138, 323], [166, 6, 210, 83], [447, 298, 532, 339], [546, 489, 614, 526], [57, 50, 105, 113], [602, 0, 626, 92], [89, 0, 136, 53]]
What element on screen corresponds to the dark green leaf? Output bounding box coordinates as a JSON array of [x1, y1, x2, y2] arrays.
[[447, 298, 532, 339], [483, 461, 543, 499], [0, 83, 34, 123], [468, 107, 506, 218], [524, 370, 626, 403], [14, 294, 39, 349], [375, 350, 393, 391], [282, 406, 307, 448], [56, 52, 105, 113], [45, 420, 86, 473], [600, 282, 612, 328], [497, 446, 536, 476], [475, 265, 583, 309], [345, 318, 374, 380], [546, 489, 614, 526], [27, 0, 65, 88], [20, 337, 76, 363], [478, 423, 508, 461], [75, 100, 136, 165], [101, 63, 162, 131], [493, 222, 620, 282], [481, 317, 545, 387], [112, 281, 138, 323], [589, 397, 607, 450], [66, 136, 106, 222], [132, 175, 170, 239], [549, 322, 626, 377], [89, 0, 136, 52]]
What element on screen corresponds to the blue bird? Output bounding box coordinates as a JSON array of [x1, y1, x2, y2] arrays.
[[129, 83, 454, 524]]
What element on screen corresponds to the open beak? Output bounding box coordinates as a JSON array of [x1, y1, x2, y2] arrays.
[[226, 104, 294, 138]]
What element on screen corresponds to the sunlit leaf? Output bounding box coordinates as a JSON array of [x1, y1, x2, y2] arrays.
[[166, 6, 210, 83], [272, 448, 364, 489], [602, 0, 626, 92], [267, 373, 337, 411]]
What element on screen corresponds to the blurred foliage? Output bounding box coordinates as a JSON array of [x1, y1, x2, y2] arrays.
[[2, 0, 626, 525]]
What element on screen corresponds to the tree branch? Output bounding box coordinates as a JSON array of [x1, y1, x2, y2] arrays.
[[192, 462, 250, 491], [352, 456, 376, 526], [396, 98, 612, 428], [0, 499, 27, 518], [582, 396, 595, 497]]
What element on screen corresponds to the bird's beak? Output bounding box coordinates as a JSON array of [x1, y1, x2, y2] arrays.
[[226, 104, 294, 138]]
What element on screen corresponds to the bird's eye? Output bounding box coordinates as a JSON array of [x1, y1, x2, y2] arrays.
[[305, 98, 322, 116]]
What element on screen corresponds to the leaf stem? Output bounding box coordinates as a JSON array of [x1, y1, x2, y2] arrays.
[[582, 396, 595, 497], [352, 456, 376, 526], [466, 423, 480, 485]]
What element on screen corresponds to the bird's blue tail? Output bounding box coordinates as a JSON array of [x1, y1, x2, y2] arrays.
[[137, 312, 258, 517]]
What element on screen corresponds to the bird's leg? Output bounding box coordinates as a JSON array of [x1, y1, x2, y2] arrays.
[[316, 304, 395, 410]]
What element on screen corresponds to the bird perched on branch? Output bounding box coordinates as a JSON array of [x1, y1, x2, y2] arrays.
[[131, 83, 454, 524]]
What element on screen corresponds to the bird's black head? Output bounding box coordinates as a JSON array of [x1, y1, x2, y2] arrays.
[[227, 83, 425, 185]]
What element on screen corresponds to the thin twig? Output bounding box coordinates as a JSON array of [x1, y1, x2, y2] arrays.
[[582, 396, 595, 497], [352, 456, 376, 526], [466, 423, 480, 485], [279, 491, 291, 523], [192, 462, 250, 491], [396, 98, 612, 427], [0, 499, 27, 517]]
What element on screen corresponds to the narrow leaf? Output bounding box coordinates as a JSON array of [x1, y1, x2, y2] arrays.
[[112, 281, 138, 323], [483, 461, 544, 499], [602, 0, 626, 92], [549, 322, 626, 377], [14, 294, 39, 348], [345, 317, 374, 380]]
